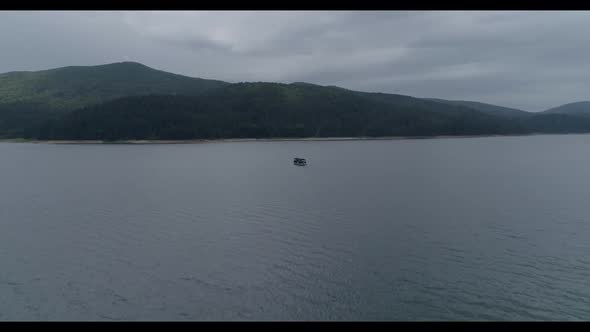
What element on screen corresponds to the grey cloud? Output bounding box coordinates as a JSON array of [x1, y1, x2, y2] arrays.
[[1, 11, 590, 111]]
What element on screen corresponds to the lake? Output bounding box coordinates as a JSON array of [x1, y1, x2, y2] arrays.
[[1, 134, 590, 321]]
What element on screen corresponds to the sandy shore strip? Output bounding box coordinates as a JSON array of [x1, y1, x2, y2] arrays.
[[1, 136, 476, 144], [0, 133, 583, 144]]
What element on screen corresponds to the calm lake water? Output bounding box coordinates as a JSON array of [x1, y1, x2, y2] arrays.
[[1, 135, 590, 321]]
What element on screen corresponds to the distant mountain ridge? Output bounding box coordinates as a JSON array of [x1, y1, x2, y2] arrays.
[[0, 62, 589, 140], [543, 101, 590, 116]]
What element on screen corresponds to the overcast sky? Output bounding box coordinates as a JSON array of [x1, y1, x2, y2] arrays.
[[1, 11, 589, 111]]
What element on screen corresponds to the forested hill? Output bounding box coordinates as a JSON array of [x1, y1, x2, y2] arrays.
[[2, 62, 590, 140], [0, 62, 228, 110], [425, 98, 532, 118], [0, 62, 228, 109], [27, 83, 531, 140], [0, 62, 228, 137], [542, 102, 590, 116]]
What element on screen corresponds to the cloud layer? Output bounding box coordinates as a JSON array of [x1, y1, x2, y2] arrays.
[[1, 11, 589, 111]]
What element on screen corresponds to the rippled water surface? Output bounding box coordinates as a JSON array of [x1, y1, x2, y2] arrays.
[[1, 135, 590, 320]]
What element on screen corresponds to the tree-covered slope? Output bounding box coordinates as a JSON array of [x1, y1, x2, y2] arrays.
[[33, 82, 529, 140], [0, 61, 228, 111], [543, 102, 590, 116], [3, 62, 590, 140], [426, 98, 532, 118]]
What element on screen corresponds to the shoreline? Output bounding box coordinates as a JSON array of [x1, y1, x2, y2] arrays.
[[0, 132, 586, 144]]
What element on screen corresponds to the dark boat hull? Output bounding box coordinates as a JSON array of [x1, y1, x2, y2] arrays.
[[293, 158, 307, 166]]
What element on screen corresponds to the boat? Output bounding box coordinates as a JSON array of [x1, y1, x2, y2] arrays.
[[294, 158, 307, 166]]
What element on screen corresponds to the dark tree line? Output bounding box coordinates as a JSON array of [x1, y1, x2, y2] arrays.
[[5, 82, 590, 141]]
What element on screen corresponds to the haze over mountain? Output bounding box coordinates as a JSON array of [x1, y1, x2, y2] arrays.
[[1, 62, 590, 140]]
